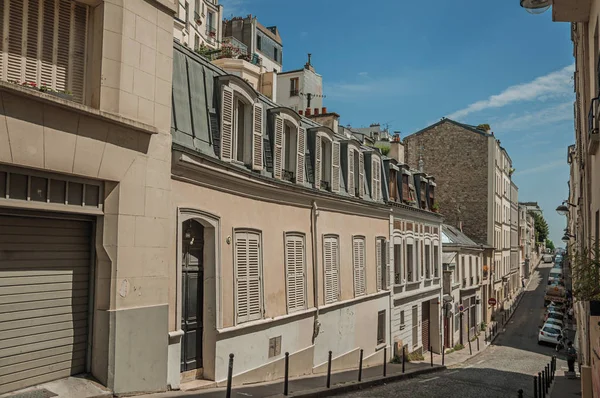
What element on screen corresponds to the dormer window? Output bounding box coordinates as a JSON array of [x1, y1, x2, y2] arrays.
[[317, 137, 333, 190], [428, 183, 435, 209], [283, 123, 297, 179], [309, 128, 340, 193], [270, 107, 305, 184], [420, 180, 427, 209], [389, 168, 398, 202], [342, 143, 363, 198], [219, 77, 263, 171]]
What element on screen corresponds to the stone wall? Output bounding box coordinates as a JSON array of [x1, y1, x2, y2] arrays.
[[404, 120, 490, 244]]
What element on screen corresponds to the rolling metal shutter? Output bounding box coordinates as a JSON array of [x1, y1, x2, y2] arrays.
[[0, 214, 91, 394]]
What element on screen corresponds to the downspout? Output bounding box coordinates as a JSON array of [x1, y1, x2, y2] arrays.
[[311, 200, 321, 343], [388, 208, 394, 358]]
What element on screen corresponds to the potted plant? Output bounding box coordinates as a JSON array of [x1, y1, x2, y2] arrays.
[[431, 202, 440, 213], [21, 81, 37, 90]]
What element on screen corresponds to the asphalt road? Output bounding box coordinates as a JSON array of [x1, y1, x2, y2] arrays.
[[343, 262, 569, 398]]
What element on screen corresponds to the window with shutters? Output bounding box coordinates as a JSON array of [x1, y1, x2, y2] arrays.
[[389, 169, 398, 201], [425, 244, 431, 279], [272, 111, 305, 184], [323, 234, 340, 304], [285, 233, 306, 313], [376, 237, 387, 290], [433, 244, 439, 278], [315, 136, 333, 191], [1, 0, 89, 103], [371, 157, 381, 201], [234, 229, 263, 324], [377, 310, 385, 345], [406, 242, 414, 282], [220, 83, 263, 170], [394, 242, 403, 284], [347, 147, 363, 198], [283, 122, 297, 181], [412, 305, 418, 347], [352, 236, 366, 296]]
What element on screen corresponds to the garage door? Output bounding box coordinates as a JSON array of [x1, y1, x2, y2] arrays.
[[0, 214, 92, 394]]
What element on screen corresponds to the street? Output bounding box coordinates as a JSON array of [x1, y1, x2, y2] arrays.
[[344, 263, 568, 398]]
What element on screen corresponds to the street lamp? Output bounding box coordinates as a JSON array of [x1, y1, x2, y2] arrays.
[[556, 201, 577, 216], [520, 0, 552, 14], [562, 233, 575, 244]]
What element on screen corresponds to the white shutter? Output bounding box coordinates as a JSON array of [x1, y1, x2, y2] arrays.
[[358, 152, 365, 197], [252, 102, 264, 171], [220, 85, 234, 161], [7, 0, 24, 83], [385, 240, 390, 289], [347, 149, 354, 195], [331, 141, 340, 192], [70, 2, 87, 103], [55, 0, 70, 93], [324, 236, 339, 304], [40, 0, 55, 88], [376, 238, 382, 291], [372, 158, 381, 201], [296, 126, 305, 184], [314, 136, 322, 189], [285, 234, 305, 313], [353, 237, 366, 296], [273, 115, 283, 179], [235, 231, 262, 324], [24, 0, 40, 84]]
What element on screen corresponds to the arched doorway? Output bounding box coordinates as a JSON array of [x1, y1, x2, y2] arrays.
[[181, 219, 204, 372]]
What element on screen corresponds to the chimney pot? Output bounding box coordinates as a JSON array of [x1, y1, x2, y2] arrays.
[[305, 108, 311, 116], [314, 108, 319, 115], [322, 107, 327, 114], [298, 110, 303, 115]]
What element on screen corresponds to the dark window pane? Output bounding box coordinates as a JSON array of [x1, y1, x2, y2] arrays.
[[49, 179, 66, 204], [84, 184, 100, 207], [68, 182, 83, 206], [30, 176, 48, 202], [0, 172, 6, 197], [9, 173, 28, 200]]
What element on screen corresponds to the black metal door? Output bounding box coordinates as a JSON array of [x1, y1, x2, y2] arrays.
[[181, 220, 204, 372]]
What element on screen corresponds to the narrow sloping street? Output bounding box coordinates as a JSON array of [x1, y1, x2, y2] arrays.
[[344, 263, 567, 398]]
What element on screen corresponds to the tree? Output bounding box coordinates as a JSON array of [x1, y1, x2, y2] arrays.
[[528, 211, 549, 244], [477, 123, 491, 131], [546, 239, 555, 252]]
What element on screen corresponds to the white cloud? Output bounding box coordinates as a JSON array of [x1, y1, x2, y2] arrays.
[[515, 160, 565, 176], [358, 72, 369, 77], [493, 102, 573, 132], [447, 64, 575, 120]]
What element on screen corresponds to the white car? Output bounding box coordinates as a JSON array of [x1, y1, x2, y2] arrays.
[[546, 305, 565, 315], [538, 324, 563, 346], [543, 254, 553, 263], [545, 311, 565, 327], [544, 318, 564, 329], [548, 270, 563, 283]]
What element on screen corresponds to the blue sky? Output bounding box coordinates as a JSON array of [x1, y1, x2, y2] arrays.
[[221, 0, 573, 246]]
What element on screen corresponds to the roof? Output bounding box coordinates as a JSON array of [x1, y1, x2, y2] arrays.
[[441, 224, 484, 249], [405, 118, 494, 139], [256, 21, 282, 45]]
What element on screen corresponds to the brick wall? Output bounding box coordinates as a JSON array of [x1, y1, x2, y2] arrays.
[[404, 120, 490, 244]]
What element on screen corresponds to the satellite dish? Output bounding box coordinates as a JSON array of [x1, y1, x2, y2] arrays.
[[520, 0, 552, 14]]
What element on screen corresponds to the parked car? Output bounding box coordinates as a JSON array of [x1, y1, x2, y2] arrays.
[[545, 311, 565, 326], [544, 318, 564, 329], [543, 254, 553, 263], [546, 304, 565, 314], [548, 269, 563, 284], [555, 254, 563, 264], [538, 324, 563, 346]]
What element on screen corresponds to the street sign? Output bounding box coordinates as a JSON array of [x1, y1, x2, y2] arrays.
[[488, 298, 497, 306], [459, 305, 464, 312]]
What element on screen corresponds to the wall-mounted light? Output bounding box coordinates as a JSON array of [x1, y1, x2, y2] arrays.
[[556, 200, 576, 216]]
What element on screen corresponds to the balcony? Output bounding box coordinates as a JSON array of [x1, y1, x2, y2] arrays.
[[587, 97, 599, 153], [552, 0, 591, 22], [222, 36, 247, 54]]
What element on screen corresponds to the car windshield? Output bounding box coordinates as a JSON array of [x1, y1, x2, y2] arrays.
[[548, 313, 564, 320], [543, 326, 560, 335]]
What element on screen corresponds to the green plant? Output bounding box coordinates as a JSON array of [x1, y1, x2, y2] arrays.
[[528, 211, 549, 244], [406, 351, 425, 362], [571, 246, 600, 301], [509, 167, 515, 176], [374, 143, 390, 156], [476, 123, 491, 131], [453, 343, 464, 351], [432, 202, 440, 212], [546, 239, 555, 252], [480, 322, 487, 331], [391, 355, 402, 364]]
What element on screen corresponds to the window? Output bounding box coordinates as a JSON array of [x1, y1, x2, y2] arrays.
[[274, 47, 279, 63], [290, 78, 299, 96], [412, 305, 418, 348], [220, 85, 263, 170], [376, 238, 387, 290], [371, 157, 381, 201], [315, 136, 335, 191], [377, 310, 386, 345], [323, 235, 340, 304], [469, 256, 473, 284], [194, 34, 200, 50], [425, 244, 431, 279], [353, 236, 366, 296], [461, 257, 465, 286], [195, 0, 201, 13], [454, 303, 460, 332], [433, 245, 439, 278], [285, 233, 306, 313], [234, 230, 263, 324], [394, 243, 403, 284], [476, 257, 480, 281], [406, 243, 414, 282], [4, 0, 89, 103], [352, 149, 364, 197], [389, 169, 398, 201], [207, 11, 215, 34], [273, 114, 304, 184], [185, 2, 189, 22], [257, 34, 262, 50], [283, 123, 297, 176]]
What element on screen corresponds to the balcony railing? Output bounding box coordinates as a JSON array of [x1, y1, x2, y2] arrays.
[[282, 169, 295, 183], [222, 36, 247, 54], [320, 180, 331, 191]]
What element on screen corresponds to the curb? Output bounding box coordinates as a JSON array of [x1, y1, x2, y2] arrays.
[[285, 366, 447, 397]]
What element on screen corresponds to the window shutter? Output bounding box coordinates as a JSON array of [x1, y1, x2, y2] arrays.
[[347, 149, 354, 195], [285, 234, 306, 313], [376, 159, 381, 201], [273, 115, 283, 179], [371, 158, 377, 201], [331, 141, 340, 192], [252, 102, 264, 170], [220, 85, 234, 161], [314, 136, 322, 189], [40, 0, 55, 88], [70, 2, 87, 103], [385, 240, 390, 289], [7, 0, 24, 83], [296, 126, 305, 184], [358, 152, 364, 197], [353, 238, 366, 296], [324, 236, 339, 304], [25, 0, 40, 85], [235, 231, 262, 324], [55, 0, 71, 93], [376, 239, 382, 291]]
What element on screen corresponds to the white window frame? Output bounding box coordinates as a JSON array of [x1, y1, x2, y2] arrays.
[[352, 235, 366, 297], [234, 228, 264, 324], [284, 232, 307, 313]]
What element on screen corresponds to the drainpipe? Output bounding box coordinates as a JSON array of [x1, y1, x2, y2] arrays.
[[388, 208, 394, 358], [311, 200, 321, 343]]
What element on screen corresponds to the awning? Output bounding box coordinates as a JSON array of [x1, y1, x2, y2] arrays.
[[443, 252, 457, 265]]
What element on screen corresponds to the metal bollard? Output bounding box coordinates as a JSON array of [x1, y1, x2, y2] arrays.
[[383, 347, 387, 377], [538, 372, 543, 398], [326, 351, 332, 388], [442, 344, 445, 366], [468, 335, 472, 355], [402, 345, 406, 374], [518, 388, 524, 398], [284, 352, 289, 396], [477, 335, 480, 351], [430, 346, 433, 367], [546, 364, 550, 390], [534, 375, 538, 398], [541, 370, 546, 398], [226, 353, 234, 398], [358, 349, 363, 382]]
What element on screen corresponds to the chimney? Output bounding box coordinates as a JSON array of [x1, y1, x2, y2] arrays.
[[459, 221, 463, 232], [322, 107, 327, 114], [314, 108, 319, 115], [305, 53, 315, 72], [298, 110, 303, 115], [305, 108, 311, 116], [389, 133, 405, 163]]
